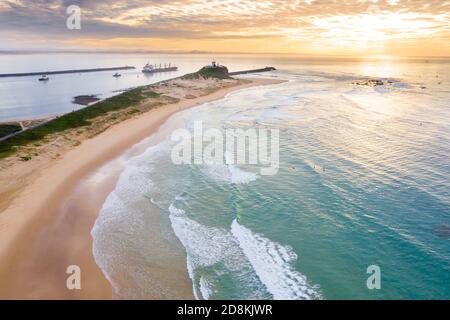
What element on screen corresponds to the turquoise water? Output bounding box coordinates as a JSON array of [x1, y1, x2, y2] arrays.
[[91, 58, 450, 299]]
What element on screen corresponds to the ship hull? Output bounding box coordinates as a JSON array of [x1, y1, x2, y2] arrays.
[[142, 67, 178, 73]]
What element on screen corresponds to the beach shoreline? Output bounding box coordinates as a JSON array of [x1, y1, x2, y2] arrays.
[[0, 76, 283, 299]]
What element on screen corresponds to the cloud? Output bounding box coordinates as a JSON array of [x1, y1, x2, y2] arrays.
[[0, 0, 449, 55]]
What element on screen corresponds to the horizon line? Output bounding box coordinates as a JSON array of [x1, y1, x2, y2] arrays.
[[1, 49, 450, 60]]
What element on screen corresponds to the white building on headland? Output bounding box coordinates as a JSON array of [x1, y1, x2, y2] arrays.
[[207, 61, 220, 68]]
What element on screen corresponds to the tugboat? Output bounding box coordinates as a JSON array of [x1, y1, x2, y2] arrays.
[[113, 72, 121, 78], [38, 74, 49, 81], [142, 63, 177, 73]]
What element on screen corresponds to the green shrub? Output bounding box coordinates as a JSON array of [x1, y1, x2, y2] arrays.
[[0, 124, 22, 138], [0, 87, 160, 159], [127, 108, 140, 115]]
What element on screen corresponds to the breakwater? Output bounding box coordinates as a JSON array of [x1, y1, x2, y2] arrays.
[[229, 67, 276, 76], [0, 66, 135, 78]]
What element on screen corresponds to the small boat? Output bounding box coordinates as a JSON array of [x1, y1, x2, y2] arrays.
[[38, 75, 49, 81], [113, 72, 121, 77]]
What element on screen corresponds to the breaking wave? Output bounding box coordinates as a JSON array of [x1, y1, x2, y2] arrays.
[[231, 220, 322, 300], [168, 204, 322, 300], [168, 204, 269, 300]]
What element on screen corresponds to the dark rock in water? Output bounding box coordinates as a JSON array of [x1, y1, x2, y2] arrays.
[[354, 79, 386, 87], [72, 95, 100, 105], [434, 225, 450, 239]]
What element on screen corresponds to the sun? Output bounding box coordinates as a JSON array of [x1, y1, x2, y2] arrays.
[[282, 9, 443, 55]]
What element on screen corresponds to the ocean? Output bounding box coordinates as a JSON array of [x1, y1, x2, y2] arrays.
[[0, 53, 303, 121], [87, 55, 449, 300], [2, 53, 449, 299]]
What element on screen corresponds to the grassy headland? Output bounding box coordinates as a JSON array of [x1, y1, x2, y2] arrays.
[[182, 65, 230, 80], [0, 87, 165, 159], [0, 67, 238, 160]]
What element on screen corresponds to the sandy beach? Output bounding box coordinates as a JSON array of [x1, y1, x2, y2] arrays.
[[0, 76, 282, 299]]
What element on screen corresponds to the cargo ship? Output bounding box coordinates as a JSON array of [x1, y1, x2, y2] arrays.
[[142, 63, 178, 73]]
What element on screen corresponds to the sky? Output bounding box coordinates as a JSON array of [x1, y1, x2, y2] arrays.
[[0, 0, 449, 57]]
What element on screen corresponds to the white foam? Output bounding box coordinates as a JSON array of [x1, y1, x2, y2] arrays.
[[304, 159, 326, 175], [226, 152, 258, 184], [204, 153, 258, 185], [186, 255, 200, 300], [168, 204, 268, 299], [169, 204, 228, 267], [199, 276, 214, 300], [229, 166, 257, 184], [91, 139, 176, 298], [231, 219, 322, 300], [92, 190, 156, 298]]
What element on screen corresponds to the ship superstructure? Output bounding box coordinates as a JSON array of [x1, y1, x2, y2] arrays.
[[142, 63, 178, 73]]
